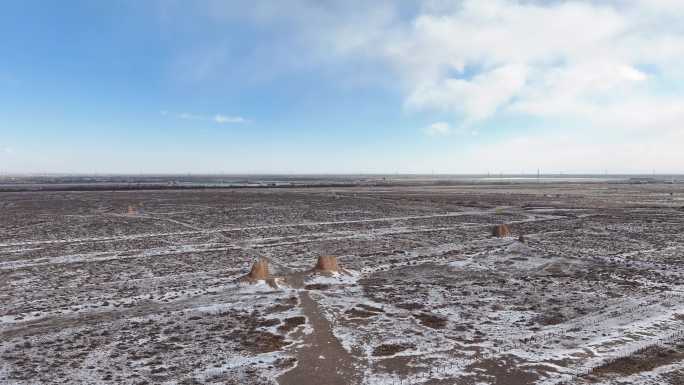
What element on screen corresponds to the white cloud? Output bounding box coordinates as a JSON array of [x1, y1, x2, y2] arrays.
[[408, 64, 527, 124], [254, 0, 680, 136], [161, 1, 684, 132], [163, 1, 399, 84], [424, 122, 452, 136], [157, 1, 684, 172], [379, 0, 684, 127], [214, 114, 248, 124], [617, 65, 648, 82], [164, 111, 249, 124]]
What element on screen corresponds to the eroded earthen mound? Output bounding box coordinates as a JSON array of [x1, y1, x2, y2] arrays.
[[492, 224, 512, 237], [314, 255, 340, 273], [247, 258, 270, 280], [239, 258, 281, 288]]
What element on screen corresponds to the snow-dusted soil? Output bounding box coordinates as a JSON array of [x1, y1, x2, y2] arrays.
[[1, 183, 683, 384]]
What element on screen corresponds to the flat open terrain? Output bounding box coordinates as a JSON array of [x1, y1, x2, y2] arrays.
[[1, 182, 683, 384]]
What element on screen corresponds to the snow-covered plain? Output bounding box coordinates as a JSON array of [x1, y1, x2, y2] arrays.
[[1, 183, 683, 384]]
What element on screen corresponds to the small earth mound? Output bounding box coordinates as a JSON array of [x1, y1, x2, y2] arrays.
[[126, 204, 140, 215], [492, 224, 512, 237], [311, 255, 351, 275], [248, 258, 270, 280], [315, 255, 340, 272], [240, 258, 280, 288]]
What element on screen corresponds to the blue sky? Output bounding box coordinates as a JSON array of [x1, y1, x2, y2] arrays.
[[1, 0, 683, 174]]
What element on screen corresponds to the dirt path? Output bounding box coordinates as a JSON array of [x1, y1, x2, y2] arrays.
[[278, 290, 359, 385]]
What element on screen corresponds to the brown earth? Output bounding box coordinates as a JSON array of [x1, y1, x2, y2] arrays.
[[492, 223, 512, 237]]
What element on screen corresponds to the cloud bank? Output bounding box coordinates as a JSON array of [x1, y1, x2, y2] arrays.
[[159, 0, 684, 172]]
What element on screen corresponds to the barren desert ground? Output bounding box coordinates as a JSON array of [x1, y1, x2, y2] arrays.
[[1, 182, 683, 385]]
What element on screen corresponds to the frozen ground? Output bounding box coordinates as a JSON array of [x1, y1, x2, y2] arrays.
[[1, 183, 683, 384]]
